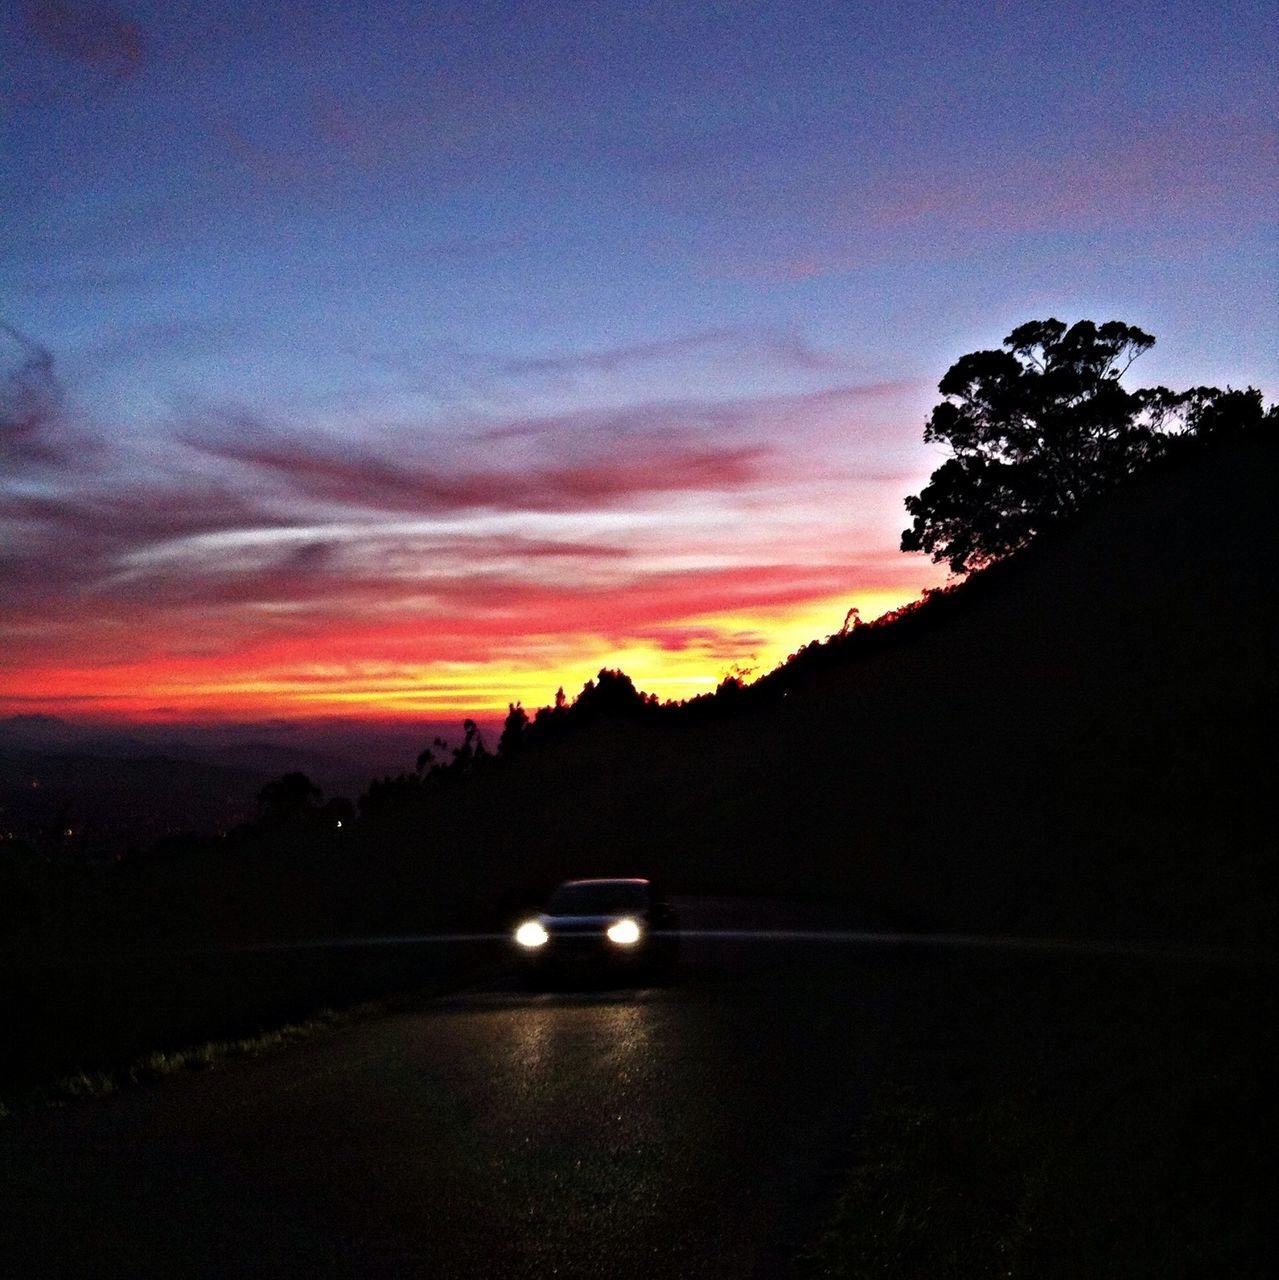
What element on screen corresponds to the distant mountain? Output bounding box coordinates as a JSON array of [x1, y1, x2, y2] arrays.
[[0, 715, 150, 757], [0, 749, 272, 859], [0, 714, 71, 735], [0, 716, 483, 801], [0, 716, 187, 759]]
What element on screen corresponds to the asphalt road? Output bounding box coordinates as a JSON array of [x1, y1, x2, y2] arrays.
[[1, 900, 894, 1279]]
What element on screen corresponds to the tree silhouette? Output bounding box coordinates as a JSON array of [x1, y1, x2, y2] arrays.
[[499, 702, 530, 757], [1174, 385, 1274, 441], [416, 737, 448, 774], [902, 319, 1185, 573], [450, 718, 487, 769], [256, 772, 323, 828], [571, 669, 657, 721]]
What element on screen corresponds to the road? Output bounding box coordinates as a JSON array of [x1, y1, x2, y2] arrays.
[[1, 901, 895, 1279]]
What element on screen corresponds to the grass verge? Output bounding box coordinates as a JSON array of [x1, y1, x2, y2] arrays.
[[0, 998, 398, 1120], [795, 956, 1277, 1279], [2, 940, 507, 1120]]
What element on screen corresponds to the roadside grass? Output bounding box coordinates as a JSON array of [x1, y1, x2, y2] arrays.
[[0, 999, 395, 1120], [1, 938, 506, 1120], [797, 957, 1277, 1279]]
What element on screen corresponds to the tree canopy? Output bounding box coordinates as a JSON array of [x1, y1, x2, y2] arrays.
[[900, 319, 1273, 573]]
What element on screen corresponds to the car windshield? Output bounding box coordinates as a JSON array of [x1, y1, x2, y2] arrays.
[[546, 881, 650, 915]]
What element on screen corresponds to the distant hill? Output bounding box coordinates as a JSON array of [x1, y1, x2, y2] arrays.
[[364, 432, 1277, 946], [0, 750, 272, 859], [0, 715, 154, 758], [0, 716, 364, 858], [0, 717, 466, 809]]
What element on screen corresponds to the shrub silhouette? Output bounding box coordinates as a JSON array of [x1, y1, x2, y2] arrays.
[[256, 772, 323, 828]]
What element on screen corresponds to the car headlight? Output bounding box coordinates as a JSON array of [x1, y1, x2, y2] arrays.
[[606, 917, 641, 946], [515, 920, 549, 948]]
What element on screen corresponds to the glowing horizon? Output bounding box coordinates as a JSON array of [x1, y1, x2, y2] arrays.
[[3, 569, 942, 723]]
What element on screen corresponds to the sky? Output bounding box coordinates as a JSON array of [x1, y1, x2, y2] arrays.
[[2, 0, 1276, 727]]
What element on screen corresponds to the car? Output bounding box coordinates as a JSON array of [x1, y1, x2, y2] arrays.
[[512, 877, 680, 984]]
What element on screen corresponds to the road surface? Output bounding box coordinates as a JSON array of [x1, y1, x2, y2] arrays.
[[2, 900, 895, 1278]]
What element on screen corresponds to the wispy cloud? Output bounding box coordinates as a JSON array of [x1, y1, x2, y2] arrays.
[[1, 485, 276, 552], [859, 115, 1278, 234], [472, 378, 918, 448], [699, 112, 1278, 284], [618, 624, 769, 660], [77, 314, 249, 368], [218, 119, 314, 186], [22, 0, 143, 84], [0, 320, 75, 468], [181, 421, 774, 515], [496, 326, 849, 378], [0, 519, 930, 679], [361, 324, 857, 408]]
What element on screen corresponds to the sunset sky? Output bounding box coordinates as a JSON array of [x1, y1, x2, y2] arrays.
[[3, 0, 1276, 726]]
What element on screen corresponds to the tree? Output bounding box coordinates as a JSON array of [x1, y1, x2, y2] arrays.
[[499, 702, 530, 757], [900, 319, 1218, 573], [571, 669, 656, 720], [256, 772, 323, 827]]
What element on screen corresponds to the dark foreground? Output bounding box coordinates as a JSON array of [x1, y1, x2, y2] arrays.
[[3, 902, 1274, 1278]]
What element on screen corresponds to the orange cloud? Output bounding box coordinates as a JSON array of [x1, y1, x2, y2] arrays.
[[1, 553, 942, 721]]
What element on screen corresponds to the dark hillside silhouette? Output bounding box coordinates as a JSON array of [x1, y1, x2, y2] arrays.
[[4, 330, 1272, 956], [355, 427, 1277, 945]]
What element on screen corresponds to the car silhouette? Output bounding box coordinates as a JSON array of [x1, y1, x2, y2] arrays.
[[513, 877, 680, 983]]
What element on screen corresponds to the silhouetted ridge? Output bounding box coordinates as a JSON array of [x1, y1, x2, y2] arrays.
[[357, 429, 1276, 945], [6, 431, 1271, 953]]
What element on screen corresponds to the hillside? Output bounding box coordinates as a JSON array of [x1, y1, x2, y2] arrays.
[[364, 433, 1277, 946], [6, 434, 1272, 952]]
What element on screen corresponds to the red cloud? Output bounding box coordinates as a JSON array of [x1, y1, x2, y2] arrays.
[[184, 429, 773, 514], [0, 547, 939, 676], [617, 625, 769, 659]]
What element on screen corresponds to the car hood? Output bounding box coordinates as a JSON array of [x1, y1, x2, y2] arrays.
[[539, 912, 638, 930]]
